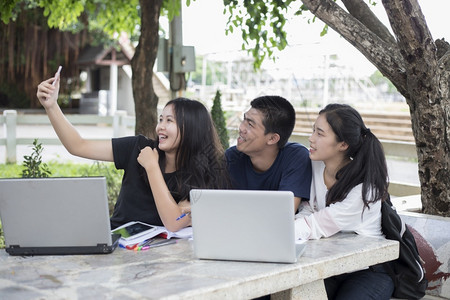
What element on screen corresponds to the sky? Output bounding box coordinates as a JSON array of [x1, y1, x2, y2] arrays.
[[177, 0, 449, 76]]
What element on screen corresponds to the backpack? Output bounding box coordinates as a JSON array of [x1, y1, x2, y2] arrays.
[[380, 196, 428, 299]]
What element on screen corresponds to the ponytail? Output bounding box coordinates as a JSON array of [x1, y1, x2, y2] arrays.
[[321, 104, 389, 208]]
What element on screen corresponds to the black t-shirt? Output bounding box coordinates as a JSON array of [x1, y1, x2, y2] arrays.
[[110, 135, 182, 229]]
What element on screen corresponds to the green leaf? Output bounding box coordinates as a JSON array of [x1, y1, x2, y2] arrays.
[[320, 24, 328, 37], [0, 0, 20, 24]]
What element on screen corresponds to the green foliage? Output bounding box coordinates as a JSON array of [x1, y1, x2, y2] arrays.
[[1, 0, 190, 38], [40, 0, 85, 31], [34, 0, 141, 37], [320, 24, 329, 37], [211, 90, 229, 149], [224, 0, 334, 69], [21, 139, 52, 178], [224, 0, 296, 69], [370, 70, 398, 93], [85, 0, 140, 38], [0, 0, 21, 23], [1, 0, 140, 38], [162, 0, 182, 21]]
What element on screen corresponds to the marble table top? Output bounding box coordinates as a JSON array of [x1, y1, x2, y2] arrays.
[[0, 233, 398, 299]]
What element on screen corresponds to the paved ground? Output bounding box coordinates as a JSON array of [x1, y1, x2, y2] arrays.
[[0, 124, 420, 185]]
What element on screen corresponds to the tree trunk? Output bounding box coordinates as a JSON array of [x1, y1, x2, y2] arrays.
[[131, 0, 162, 138], [301, 0, 450, 216], [381, 0, 450, 217]]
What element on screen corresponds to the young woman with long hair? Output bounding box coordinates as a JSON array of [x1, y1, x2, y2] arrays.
[[295, 103, 393, 299], [37, 74, 229, 232]]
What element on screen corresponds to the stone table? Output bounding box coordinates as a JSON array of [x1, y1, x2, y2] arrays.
[[0, 233, 398, 299]]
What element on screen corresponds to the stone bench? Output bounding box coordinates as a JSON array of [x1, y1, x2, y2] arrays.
[[395, 202, 450, 299]]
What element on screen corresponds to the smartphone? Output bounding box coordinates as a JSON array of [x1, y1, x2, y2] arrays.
[[112, 221, 157, 241], [52, 66, 62, 86]]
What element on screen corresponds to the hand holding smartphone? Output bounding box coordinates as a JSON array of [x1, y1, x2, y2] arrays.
[[52, 66, 62, 86]]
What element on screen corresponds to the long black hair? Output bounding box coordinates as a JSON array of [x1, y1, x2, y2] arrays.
[[161, 98, 230, 200], [321, 104, 389, 208]]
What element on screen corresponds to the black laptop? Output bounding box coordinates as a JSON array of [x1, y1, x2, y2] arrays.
[[0, 177, 120, 255]]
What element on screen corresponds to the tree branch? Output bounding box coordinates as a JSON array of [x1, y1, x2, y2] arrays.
[[381, 0, 435, 62], [341, 0, 396, 45], [381, 0, 438, 103], [301, 0, 408, 97], [436, 38, 450, 60]]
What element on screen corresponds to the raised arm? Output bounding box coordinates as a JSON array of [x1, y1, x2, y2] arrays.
[[36, 75, 113, 162], [137, 146, 191, 232]]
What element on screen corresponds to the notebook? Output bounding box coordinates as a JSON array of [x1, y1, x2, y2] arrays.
[[190, 189, 306, 263], [0, 177, 120, 256]]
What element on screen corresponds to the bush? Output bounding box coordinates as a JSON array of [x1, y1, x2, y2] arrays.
[[211, 90, 229, 149], [21, 139, 52, 178]]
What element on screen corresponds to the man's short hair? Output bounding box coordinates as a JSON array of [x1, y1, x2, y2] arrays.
[[250, 95, 296, 148]]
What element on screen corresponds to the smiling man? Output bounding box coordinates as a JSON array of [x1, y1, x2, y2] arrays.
[[225, 95, 312, 212]]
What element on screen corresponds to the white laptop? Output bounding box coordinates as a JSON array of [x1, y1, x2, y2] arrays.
[[190, 189, 306, 263], [0, 177, 119, 256]]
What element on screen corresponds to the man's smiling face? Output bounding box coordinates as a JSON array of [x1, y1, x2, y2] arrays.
[[236, 108, 271, 155]]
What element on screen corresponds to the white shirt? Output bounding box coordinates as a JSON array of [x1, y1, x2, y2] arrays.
[[295, 161, 382, 240]]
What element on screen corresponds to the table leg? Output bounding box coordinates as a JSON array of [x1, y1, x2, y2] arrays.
[[270, 279, 327, 300]]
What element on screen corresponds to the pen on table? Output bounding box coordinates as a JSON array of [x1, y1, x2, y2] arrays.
[[126, 243, 138, 250], [135, 238, 155, 251], [176, 211, 191, 221], [139, 238, 155, 247], [140, 239, 177, 251]]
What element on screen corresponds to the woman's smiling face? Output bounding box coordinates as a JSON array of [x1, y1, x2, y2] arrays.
[[309, 113, 347, 163], [156, 104, 181, 154]]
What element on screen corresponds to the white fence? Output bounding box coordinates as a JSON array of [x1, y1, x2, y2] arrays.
[[289, 133, 420, 196], [289, 133, 418, 160], [1, 109, 418, 163], [0, 110, 135, 164], [1, 109, 420, 196]]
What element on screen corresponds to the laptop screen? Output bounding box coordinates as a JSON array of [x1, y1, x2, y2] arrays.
[[190, 189, 301, 263], [0, 177, 116, 255]]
